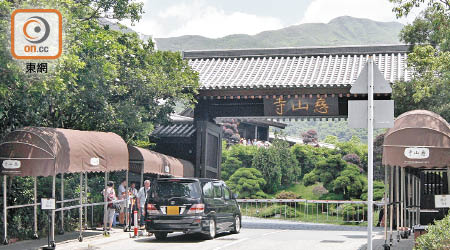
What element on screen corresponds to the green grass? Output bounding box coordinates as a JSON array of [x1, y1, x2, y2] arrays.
[[271, 181, 325, 200]]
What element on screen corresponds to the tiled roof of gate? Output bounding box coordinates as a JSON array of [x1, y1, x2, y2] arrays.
[[184, 44, 412, 90], [151, 123, 196, 138], [151, 115, 196, 138]]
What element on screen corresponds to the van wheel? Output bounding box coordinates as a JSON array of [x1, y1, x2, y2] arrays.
[[203, 218, 216, 239], [154, 232, 168, 240], [231, 215, 241, 234]]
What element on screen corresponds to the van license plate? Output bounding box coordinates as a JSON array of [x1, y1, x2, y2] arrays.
[[167, 206, 179, 215]]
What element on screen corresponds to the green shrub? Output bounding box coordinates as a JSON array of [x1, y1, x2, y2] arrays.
[[415, 212, 450, 250], [276, 191, 300, 199], [257, 205, 298, 218]]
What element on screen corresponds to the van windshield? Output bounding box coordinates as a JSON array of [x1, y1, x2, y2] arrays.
[[153, 181, 201, 199]]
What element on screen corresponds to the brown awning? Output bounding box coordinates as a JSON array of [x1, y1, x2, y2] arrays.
[[383, 110, 450, 168], [128, 146, 194, 177], [0, 127, 129, 176]]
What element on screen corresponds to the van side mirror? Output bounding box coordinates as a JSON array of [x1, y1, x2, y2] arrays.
[[233, 193, 238, 199]]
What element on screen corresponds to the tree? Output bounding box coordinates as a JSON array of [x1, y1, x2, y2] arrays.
[[221, 156, 242, 181], [361, 180, 385, 201], [333, 164, 367, 199], [324, 135, 339, 145], [252, 139, 299, 193], [291, 144, 331, 178], [0, 0, 199, 143], [390, 0, 450, 121], [0, 0, 199, 240], [301, 129, 318, 145], [221, 119, 240, 144], [342, 153, 361, 167], [303, 154, 348, 190], [226, 168, 267, 199]]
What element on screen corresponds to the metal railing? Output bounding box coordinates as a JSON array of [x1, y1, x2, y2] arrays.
[[237, 199, 384, 224]]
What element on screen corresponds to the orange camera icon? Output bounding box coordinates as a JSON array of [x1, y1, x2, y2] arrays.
[[11, 9, 62, 59]]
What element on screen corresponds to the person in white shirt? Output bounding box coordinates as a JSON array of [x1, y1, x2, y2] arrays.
[[117, 179, 127, 225], [103, 181, 116, 231], [137, 180, 151, 228]]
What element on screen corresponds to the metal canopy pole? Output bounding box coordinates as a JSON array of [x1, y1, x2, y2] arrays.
[[103, 172, 108, 234], [51, 174, 56, 245], [34, 176, 38, 238], [400, 167, 404, 229], [416, 171, 420, 224], [84, 172, 88, 229], [140, 165, 144, 188], [125, 169, 129, 229], [384, 166, 389, 243], [367, 56, 374, 250], [396, 166, 400, 237], [389, 166, 394, 244], [60, 173, 64, 234], [3, 175, 7, 245], [79, 173, 83, 241]]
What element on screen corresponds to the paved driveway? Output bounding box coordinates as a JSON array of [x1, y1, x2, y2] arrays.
[[0, 217, 414, 250]]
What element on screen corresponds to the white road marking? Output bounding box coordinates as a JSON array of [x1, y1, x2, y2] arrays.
[[212, 238, 249, 250]]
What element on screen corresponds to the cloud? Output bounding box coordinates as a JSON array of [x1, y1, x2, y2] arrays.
[[125, 0, 283, 38], [299, 0, 421, 25]]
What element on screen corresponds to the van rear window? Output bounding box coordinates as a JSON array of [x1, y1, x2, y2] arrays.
[[153, 181, 201, 199]]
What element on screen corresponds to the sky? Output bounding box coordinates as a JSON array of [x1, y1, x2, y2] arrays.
[[124, 0, 421, 38]]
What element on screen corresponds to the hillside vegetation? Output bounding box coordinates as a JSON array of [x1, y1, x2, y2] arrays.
[[155, 16, 403, 51]]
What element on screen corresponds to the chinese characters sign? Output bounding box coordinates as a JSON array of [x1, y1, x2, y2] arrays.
[[264, 96, 339, 117], [404, 147, 429, 159]]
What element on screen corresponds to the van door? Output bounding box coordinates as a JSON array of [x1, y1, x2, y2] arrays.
[[223, 185, 234, 228], [213, 182, 226, 230]]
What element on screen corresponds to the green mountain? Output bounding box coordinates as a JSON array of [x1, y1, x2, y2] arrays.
[[155, 16, 404, 51]]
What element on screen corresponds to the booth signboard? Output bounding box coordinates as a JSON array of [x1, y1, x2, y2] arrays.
[[41, 198, 56, 210], [404, 147, 429, 159], [2, 160, 21, 169], [435, 195, 450, 208], [264, 96, 339, 117]]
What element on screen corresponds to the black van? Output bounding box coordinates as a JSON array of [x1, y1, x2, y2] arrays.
[[145, 178, 242, 240]]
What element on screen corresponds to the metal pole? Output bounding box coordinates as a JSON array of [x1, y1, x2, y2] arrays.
[[295, 201, 297, 219], [416, 171, 420, 225], [396, 166, 400, 232], [60, 173, 64, 234], [51, 174, 56, 244], [84, 172, 88, 228], [3, 175, 7, 244], [400, 167, 404, 229], [79, 173, 83, 240], [389, 165, 394, 243], [125, 169, 129, 229], [34, 176, 38, 238], [384, 166, 388, 242], [103, 172, 108, 234], [367, 56, 374, 250]]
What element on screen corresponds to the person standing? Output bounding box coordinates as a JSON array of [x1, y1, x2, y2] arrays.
[[137, 180, 151, 229], [128, 182, 139, 225], [103, 181, 117, 231], [118, 178, 127, 225]]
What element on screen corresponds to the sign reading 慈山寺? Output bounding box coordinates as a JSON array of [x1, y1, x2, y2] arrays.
[[404, 147, 429, 159], [264, 96, 339, 117]]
